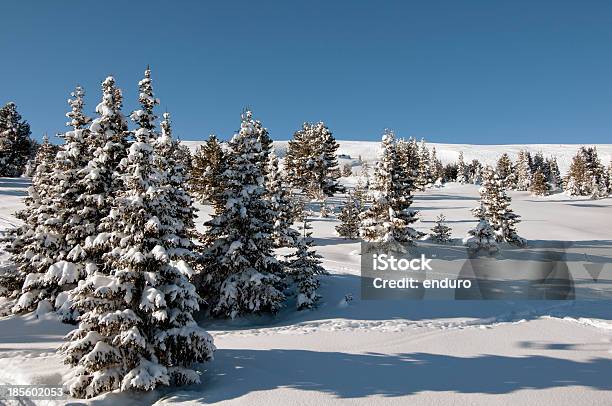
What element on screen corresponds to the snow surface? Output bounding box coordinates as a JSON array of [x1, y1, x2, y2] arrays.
[[1, 146, 612, 405]]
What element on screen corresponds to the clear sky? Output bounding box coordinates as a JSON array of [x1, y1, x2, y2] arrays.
[[1, 0, 612, 144]]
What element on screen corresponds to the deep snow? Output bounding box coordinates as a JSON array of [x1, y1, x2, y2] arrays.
[[1, 141, 612, 405]]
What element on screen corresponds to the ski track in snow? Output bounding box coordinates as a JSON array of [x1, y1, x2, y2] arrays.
[[207, 302, 612, 338]]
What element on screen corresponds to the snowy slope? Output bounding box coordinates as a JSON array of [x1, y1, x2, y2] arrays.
[[182, 140, 612, 175], [1, 178, 612, 405]]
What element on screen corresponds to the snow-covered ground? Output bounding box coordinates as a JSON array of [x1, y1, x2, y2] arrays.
[[1, 152, 612, 404]]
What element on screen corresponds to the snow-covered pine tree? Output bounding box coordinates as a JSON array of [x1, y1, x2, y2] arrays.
[[442, 163, 457, 183], [353, 174, 370, 207], [175, 142, 192, 174], [190, 134, 226, 212], [396, 138, 419, 186], [580, 146, 607, 196], [81, 76, 129, 274], [430, 146, 444, 184], [606, 160, 612, 195], [531, 152, 546, 174], [285, 217, 326, 310], [529, 170, 550, 196], [342, 163, 353, 177], [22, 135, 58, 178], [252, 111, 274, 176], [564, 151, 590, 196], [266, 150, 299, 248], [359, 130, 422, 247], [62, 68, 214, 398], [289, 191, 307, 224], [480, 167, 526, 246], [198, 110, 284, 318], [415, 138, 431, 190], [336, 193, 361, 239], [429, 214, 452, 243], [359, 160, 371, 181], [590, 178, 606, 200], [546, 156, 563, 191], [155, 112, 198, 263], [496, 153, 515, 188], [317, 122, 345, 196], [15, 134, 57, 223], [515, 150, 532, 191], [13, 87, 95, 318], [456, 151, 467, 184], [0, 102, 36, 177], [468, 159, 483, 185], [463, 201, 498, 253], [284, 122, 312, 190], [285, 122, 344, 196], [1, 135, 57, 299]]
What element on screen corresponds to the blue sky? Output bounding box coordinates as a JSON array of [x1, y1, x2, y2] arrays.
[[1, 0, 612, 144]]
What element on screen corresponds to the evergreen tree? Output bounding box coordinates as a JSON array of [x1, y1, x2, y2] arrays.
[[289, 192, 307, 224], [359, 160, 371, 183], [606, 161, 612, 195], [252, 111, 273, 176], [285, 122, 344, 196], [564, 151, 590, 196], [590, 178, 606, 200], [63, 68, 214, 398], [155, 112, 198, 263], [266, 151, 299, 248], [396, 138, 419, 185], [2, 135, 57, 299], [198, 110, 284, 318], [496, 153, 514, 188], [443, 163, 458, 183], [515, 150, 532, 191], [317, 122, 344, 195], [0, 102, 36, 176], [429, 214, 452, 243], [480, 167, 526, 246], [415, 138, 431, 190], [23, 136, 58, 177], [336, 194, 361, 239], [285, 218, 326, 310], [359, 130, 422, 247], [547, 156, 563, 191], [456, 152, 467, 184], [341, 163, 353, 177], [468, 159, 483, 185], [430, 146, 444, 183], [353, 174, 370, 206], [529, 170, 550, 196], [463, 202, 499, 253], [81, 76, 129, 274], [284, 122, 312, 189], [531, 151, 546, 174], [13, 87, 95, 318], [580, 146, 607, 195], [190, 134, 226, 212]]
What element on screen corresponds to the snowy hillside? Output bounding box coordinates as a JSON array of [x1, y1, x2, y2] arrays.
[[2, 177, 612, 405], [182, 140, 612, 174]]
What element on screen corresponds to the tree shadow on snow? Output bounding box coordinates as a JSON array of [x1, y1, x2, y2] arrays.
[[163, 349, 612, 403], [312, 236, 355, 247], [0, 177, 30, 196]]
